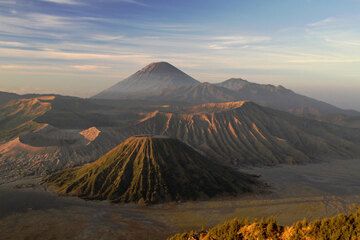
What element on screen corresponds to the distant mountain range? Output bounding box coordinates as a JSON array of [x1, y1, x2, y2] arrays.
[[2, 62, 359, 125], [92, 62, 360, 123], [217, 78, 359, 118]]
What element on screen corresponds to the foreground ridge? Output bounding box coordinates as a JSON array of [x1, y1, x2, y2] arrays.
[[169, 207, 360, 240]]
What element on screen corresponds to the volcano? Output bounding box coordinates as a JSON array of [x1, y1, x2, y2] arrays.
[[93, 62, 199, 99], [45, 135, 262, 204]]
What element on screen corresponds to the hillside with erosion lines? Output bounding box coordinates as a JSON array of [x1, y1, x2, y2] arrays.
[[121, 101, 360, 166], [45, 136, 264, 204]]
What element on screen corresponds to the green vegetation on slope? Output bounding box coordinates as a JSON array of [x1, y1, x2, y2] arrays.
[[169, 207, 360, 240], [45, 135, 264, 204]]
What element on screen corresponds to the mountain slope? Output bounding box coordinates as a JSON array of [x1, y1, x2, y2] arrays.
[[217, 78, 360, 119], [0, 96, 54, 143], [154, 82, 239, 103], [0, 124, 121, 184], [120, 101, 360, 166], [0, 96, 128, 183], [93, 62, 199, 99], [45, 136, 263, 204], [0, 91, 21, 106]]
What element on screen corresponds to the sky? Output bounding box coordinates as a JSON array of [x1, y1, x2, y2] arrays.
[[0, 0, 360, 110]]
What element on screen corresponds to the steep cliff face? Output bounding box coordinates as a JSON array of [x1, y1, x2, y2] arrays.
[[45, 136, 262, 204]]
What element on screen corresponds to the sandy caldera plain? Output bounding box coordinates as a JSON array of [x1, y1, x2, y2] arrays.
[[1, 158, 360, 240]]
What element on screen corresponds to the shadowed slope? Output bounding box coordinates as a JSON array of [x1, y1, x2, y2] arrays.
[[0, 91, 21, 106], [45, 136, 262, 204], [123, 101, 360, 166]]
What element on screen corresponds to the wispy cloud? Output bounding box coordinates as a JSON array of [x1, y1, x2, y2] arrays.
[[0, 40, 26, 47], [0, 64, 63, 70], [0, 47, 154, 63], [114, 0, 147, 7], [0, 0, 146, 6], [39, 0, 147, 6], [90, 34, 125, 41], [72, 65, 110, 71], [41, 0, 83, 5], [308, 17, 337, 28], [0, 13, 77, 37], [1, 1, 360, 101], [325, 38, 360, 47], [0, 0, 16, 4], [207, 35, 271, 50]]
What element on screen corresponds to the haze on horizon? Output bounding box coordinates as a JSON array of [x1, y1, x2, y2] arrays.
[[0, 0, 360, 110]]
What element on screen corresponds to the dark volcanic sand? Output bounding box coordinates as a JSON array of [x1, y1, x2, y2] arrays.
[[2, 159, 360, 240]]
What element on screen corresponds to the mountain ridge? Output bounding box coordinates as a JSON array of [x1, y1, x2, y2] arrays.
[[118, 101, 360, 166], [154, 82, 240, 103], [217, 78, 360, 118]]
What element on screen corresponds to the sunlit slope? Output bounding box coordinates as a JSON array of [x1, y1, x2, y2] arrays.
[[124, 101, 360, 166], [169, 207, 360, 240], [0, 125, 119, 183], [0, 95, 158, 183], [45, 136, 263, 204], [0, 96, 54, 142], [0, 96, 124, 183]]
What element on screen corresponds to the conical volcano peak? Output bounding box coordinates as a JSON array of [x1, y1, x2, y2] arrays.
[[45, 135, 261, 204], [93, 61, 199, 99], [138, 62, 181, 74], [134, 61, 194, 80]]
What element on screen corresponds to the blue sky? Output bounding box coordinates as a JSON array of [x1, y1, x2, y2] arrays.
[[0, 0, 360, 109]]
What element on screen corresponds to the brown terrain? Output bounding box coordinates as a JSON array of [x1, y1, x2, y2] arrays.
[[1, 62, 360, 239]]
